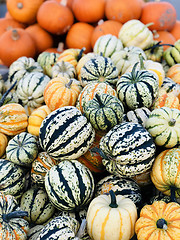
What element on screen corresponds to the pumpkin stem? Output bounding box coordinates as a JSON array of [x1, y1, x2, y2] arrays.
[[2, 210, 28, 223], [77, 47, 86, 62], [170, 186, 177, 202], [75, 219, 87, 239], [17, 2, 23, 9], [65, 79, 73, 88], [168, 118, 176, 126], [11, 29, 20, 41], [109, 190, 118, 208], [0, 80, 17, 107], [156, 218, 168, 229], [131, 62, 139, 81], [145, 22, 154, 28], [144, 41, 174, 51]]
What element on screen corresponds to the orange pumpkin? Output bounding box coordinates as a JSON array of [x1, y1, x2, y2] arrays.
[[0, 132, 8, 158], [140, 1, 177, 31], [25, 23, 54, 55], [44, 42, 64, 54], [105, 0, 144, 24], [44, 77, 82, 111], [166, 64, 180, 84], [0, 103, 28, 136], [0, 28, 36, 67], [0, 18, 25, 37], [37, 0, 74, 35], [65, 22, 94, 53], [153, 30, 176, 50], [6, 0, 44, 25], [170, 20, 180, 41], [72, 0, 106, 23], [91, 19, 123, 48]]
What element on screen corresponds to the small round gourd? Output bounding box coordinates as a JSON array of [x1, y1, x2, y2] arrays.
[[51, 60, 76, 79], [0, 132, 8, 158], [27, 225, 44, 240], [45, 160, 95, 211], [6, 132, 38, 167]]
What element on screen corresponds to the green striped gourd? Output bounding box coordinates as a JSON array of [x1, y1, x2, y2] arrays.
[[116, 63, 159, 110], [31, 152, 57, 186], [6, 132, 38, 167], [0, 159, 26, 199], [123, 107, 151, 128], [84, 93, 124, 132], [0, 192, 29, 240], [20, 187, 55, 225], [76, 82, 117, 114], [161, 77, 180, 96], [99, 122, 156, 177], [93, 34, 123, 58], [51, 61, 77, 79], [16, 72, 50, 109], [163, 39, 180, 66], [27, 225, 44, 240], [145, 107, 180, 148], [95, 174, 142, 208], [80, 55, 119, 87], [45, 160, 94, 211], [39, 106, 95, 160]]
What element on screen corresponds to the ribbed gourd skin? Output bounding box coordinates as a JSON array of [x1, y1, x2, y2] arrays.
[[100, 122, 156, 177], [39, 106, 95, 160]]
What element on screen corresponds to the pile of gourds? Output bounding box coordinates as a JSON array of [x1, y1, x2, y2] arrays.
[[0, 0, 180, 240]]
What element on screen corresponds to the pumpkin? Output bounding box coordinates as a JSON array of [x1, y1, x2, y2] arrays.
[[31, 151, 57, 186], [0, 192, 29, 240], [144, 40, 164, 62], [44, 42, 64, 54], [135, 201, 180, 240], [122, 107, 151, 128], [116, 63, 159, 111], [51, 60, 76, 79], [7, 56, 43, 88], [0, 103, 28, 136], [170, 20, 180, 40], [145, 107, 180, 148], [0, 17, 25, 37], [45, 160, 95, 211], [20, 187, 55, 225], [37, 51, 60, 77], [150, 148, 180, 202], [27, 105, 51, 137], [44, 77, 82, 111], [95, 174, 142, 208], [65, 22, 94, 53], [91, 19, 123, 48], [0, 158, 26, 199], [76, 82, 117, 114], [6, 0, 44, 24], [6, 132, 38, 167], [72, 0, 105, 23], [80, 55, 119, 87], [166, 63, 180, 84], [153, 30, 176, 50], [0, 132, 8, 158], [0, 28, 36, 67], [163, 39, 180, 66], [86, 190, 137, 240], [161, 77, 180, 97], [39, 106, 95, 160], [25, 23, 54, 55], [118, 19, 153, 50], [105, 0, 143, 23], [37, 0, 74, 35], [84, 93, 124, 132], [140, 1, 177, 31], [99, 122, 156, 177], [110, 46, 147, 76]]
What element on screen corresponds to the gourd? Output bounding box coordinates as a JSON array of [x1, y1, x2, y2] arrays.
[[39, 106, 95, 161], [16, 71, 50, 110], [118, 19, 153, 50], [145, 107, 180, 148], [0, 158, 26, 199], [84, 93, 124, 132], [76, 81, 117, 114], [144, 40, 164, 62], [116, 63, 159, 110], [166, 63, 180, 84], [150, 148, 180, 202], [0, 103, 28, 136], [0, 132, 8, 158], [6, 132, 39, 167], [135, 201, 180, 240], [43, 77, 82, 111], [45, 160, 95, 211], [86, 190, 137, 240], [20, 187, 56, 225], [80, 55, 119, 87], [161, 77, 180, 97], [0, 192, 29, 240], [99, 122, 156, 177], [163, 39, 180, 66], [51, 60, 76, 79], [27, 225, 44, 240], [93, 34, 123, 58]]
